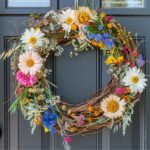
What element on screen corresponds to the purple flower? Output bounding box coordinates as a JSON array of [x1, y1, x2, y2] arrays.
[[104, 38, 114, 49], [98, 25, 103, 31], [87, 32, 94, 39], [136, 54, 145, 67], [94, 34, 102, 42], [103, 33, 110, 39]]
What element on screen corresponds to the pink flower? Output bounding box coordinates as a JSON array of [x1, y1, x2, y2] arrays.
[[105, 16, 113, 23], [16, 70, 37, 87], [75, 115, 85, 127], [115, 87, 124, 95], [65, 137, 71, 143]]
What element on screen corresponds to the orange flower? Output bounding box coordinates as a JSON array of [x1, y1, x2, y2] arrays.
[[94, 110, 99, 117], [91, 40, 98, 47], [123, 95, 130, 101], [107, 23, 113, 29], [88, 106, 94, 112], [34, 117, 42, 125], [71, 23, 78, 31]]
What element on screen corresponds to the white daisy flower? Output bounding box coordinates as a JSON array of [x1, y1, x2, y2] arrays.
[[122, 67, 147, 93], [101, 94, 126, 119], [18, 51, 43, 75], [73, 7, 96, 27], [59, 8, 74, 33], [21, 28, 44, 50]]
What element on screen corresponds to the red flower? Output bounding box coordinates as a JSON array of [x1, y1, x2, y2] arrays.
[[105, 16, 113, 23], [130, 63, 135, 68], [16, 87, 24, 95], [123, 45, 129, 54], [131, 51, 138, 57]]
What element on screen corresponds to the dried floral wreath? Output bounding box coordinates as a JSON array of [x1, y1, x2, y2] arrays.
[[1, 6, 147, 149]]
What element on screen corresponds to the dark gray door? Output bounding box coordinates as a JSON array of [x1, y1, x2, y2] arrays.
[[0, 0, 150, 150]]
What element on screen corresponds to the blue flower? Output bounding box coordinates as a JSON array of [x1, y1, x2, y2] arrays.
[[83, 25, 88, 32], [103, 33, 110, 39], [94, 34, 102, 42], [98, 25, 103, 31], [104, 38, 114, 49], [136, 54, 145, 67], [42, 109, 58, 134], [87, 32, 94, 39]]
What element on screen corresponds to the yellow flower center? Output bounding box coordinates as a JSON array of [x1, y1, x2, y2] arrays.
[[107, 100, 119, 113], [26, 59, 35, 67], [78, 13, 90, 23], [28, 36, 37, 45], [131, 76, 139, 84], [65, 17, 73, 25]]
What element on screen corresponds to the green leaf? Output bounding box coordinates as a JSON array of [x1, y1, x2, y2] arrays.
[[9, 98, 20, 113]]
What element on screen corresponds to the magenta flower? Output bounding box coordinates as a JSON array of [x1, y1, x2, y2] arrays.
[[64, 137, 71, 143], [16, 70, 37, 87], [123, 45, 129, 54], [105, 16, 113, 23], [115, 87, 124, 95]]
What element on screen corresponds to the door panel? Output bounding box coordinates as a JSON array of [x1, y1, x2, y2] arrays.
[[0, 0, 150, 150], [55, 46, 101, 150]]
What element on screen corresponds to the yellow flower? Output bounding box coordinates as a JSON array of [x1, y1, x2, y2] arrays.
[[105, 55, 116, 64], [23, 98, 30, 105], [87, 117, 93, 123], [105, 55, 124, 65], [62, 105, 67, 110], [70, 127, 77, 133], [29, 88, 37, 93], [109, 49, 115, 55], [99, 12, 106, 19], [117, 56, 124, 63], [98, 43, 106, 49], [44, 127, 49, 133], [38, 94, 45, 100], [107, 23, 113, 29]]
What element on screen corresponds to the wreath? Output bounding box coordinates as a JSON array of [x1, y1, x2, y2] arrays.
[[1, 6, 147, 149]]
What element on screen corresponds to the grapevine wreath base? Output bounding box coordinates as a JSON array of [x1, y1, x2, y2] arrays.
[[1, 6, 147, 149]]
